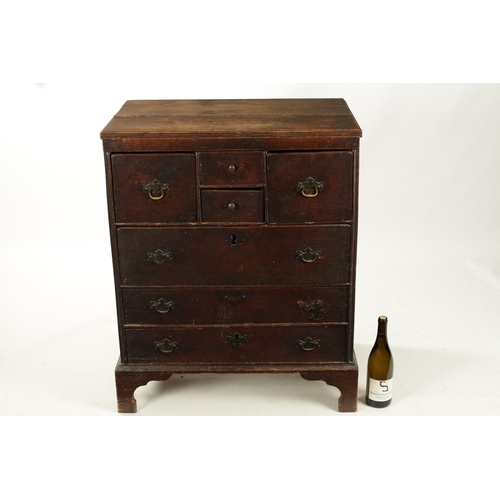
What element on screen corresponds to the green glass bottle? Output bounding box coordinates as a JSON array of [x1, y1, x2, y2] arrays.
[[366, 316, 394, 408]]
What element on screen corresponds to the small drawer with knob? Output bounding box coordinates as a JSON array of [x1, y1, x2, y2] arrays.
[[124, 325, 348, 364], [201, 189, 264, 222], [198, 151, 265, 187], [267, 151, 354, 223]]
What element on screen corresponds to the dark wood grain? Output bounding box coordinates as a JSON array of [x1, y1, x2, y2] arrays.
[[117, 225, 350, 286], [201, 189, 264, 222], [112, 98, 353, 117], [122, 286, 349, 326], [103, 136, 360, 152], [124, 325, 347, 364], [101, 99, 362, 139], [112, 153, 197, 223], [301, 357, 359, 412], [102, 98, 362, 413], [267, 151, 353, 223], [115, 358, 359, 413], [199, 151, 265, 187]]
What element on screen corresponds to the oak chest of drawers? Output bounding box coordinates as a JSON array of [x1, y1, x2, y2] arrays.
[[101, 98, 362, 412]]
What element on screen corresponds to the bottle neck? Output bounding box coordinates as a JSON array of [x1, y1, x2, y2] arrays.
[[376, 318, 388, 346]]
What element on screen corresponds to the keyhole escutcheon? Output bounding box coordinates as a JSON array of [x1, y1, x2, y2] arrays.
[[224, 232, 249, 247]]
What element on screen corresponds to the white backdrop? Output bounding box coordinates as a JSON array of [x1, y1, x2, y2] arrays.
[[1, 83, 499, 418], [2, 1, 499, 495], [0, 82, 500, 500], [1, 84, 499, 500]]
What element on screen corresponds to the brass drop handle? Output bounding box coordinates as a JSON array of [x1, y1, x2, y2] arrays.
[[225, 332, 250, 346], [150, 298, 175, 314], [146, 249, 172, 265], [296, 247, 321, 263], [143, 179, 169, 200], [297, 337, 321, 351], [297, 177, 323, 198], [299, 299, 326, 321], [154, 339, 179, 353]]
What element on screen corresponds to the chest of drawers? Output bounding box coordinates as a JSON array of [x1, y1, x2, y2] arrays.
[[101, 99, 362, 413]]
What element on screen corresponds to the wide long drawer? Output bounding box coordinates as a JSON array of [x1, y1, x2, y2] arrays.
[[117, 225, 351, 286], [123, 286, 348, 325], [125, 325, 347, 364]]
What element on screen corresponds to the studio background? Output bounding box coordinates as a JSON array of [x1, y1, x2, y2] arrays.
[[1, 83, 499, 416]]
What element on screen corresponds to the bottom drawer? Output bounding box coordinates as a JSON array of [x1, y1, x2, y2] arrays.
[[125, 325, 347, 364]]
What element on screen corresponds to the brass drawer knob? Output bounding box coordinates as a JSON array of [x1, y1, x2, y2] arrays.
[[227, 202, 236, 210], [297, 177, 323, 198], [154, 339, 179, 353], [296, 247, 321, 263], [227, 164, 237, 172], [150, 298, 175, 314], [297, 337, 321, 351], [143, 179, 169, 200]]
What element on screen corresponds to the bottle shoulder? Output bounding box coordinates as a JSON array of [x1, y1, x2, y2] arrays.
[[369, 344, 392, 358], [367, 347, 394, 379]]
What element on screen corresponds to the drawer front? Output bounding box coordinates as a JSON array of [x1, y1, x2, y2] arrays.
[[201, 189, 264, 222], [123, 286, 348, 325], [117, 225, 350, 286], [112, 153, 197, 223], [125, 325, 347, 364], [199, 151, 265, 187], [267, 152, 353, 223]]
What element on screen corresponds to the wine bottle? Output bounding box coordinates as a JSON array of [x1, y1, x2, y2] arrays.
[[366, 316, 394, 408]]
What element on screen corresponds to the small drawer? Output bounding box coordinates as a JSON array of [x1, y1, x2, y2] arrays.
[[267, 151, 353, 223], [199, 151, 265, 187], [112, 153, 197, 223], [122, 286, 349, 326], [201, 189, 264, 222], [125, 325, 347, 364]]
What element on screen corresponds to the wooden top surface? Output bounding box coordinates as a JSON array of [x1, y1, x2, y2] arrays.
[[100, 99, 362, 139]]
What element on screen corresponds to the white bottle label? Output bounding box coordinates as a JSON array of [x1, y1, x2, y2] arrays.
[[368, 378, 393, 402]]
